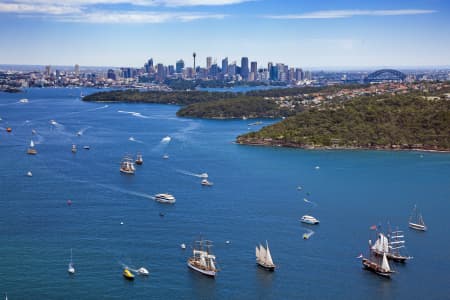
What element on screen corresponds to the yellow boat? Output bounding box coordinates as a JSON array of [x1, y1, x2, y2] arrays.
[[123, 268, 134, 280]]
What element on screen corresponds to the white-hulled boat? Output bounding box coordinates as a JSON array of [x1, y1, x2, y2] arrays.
[[27, 140, 37, 155], [199, 173, 208, 178], [300, 215, 320, 224], [71, 144, 77, 153], [68, 248, 75, 274], [187, 239, 218, 277], [201, 179, 213, 186], [154, 193, 176, 204], [181, 243, 186, 249], [163, 154, 169, 159], [120, 156, 135, 174], [256, 240, 276, 271], [27, 171, 33, 177], [135, 153, 143, 165], [137, 267, 149, 276], [372, 231, 412, 263], [408, 204, 427, 231]]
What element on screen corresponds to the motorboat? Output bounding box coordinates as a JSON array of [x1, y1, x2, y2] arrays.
[[68, 249, 75, 274], [154, 193, 176, 204], [123, 268, 135, 280], [137, 267, 149, 276], [163, 154, 169, 159], [300, 215, 320, 225], [201, 179, 213, 186], [19, 98, 29, 103], [27, 171, 33, 177], [199, 173, 208, 178], [71, 144, 77, 153], [83, 146, 90, 150], [181, 243, 186, 249]]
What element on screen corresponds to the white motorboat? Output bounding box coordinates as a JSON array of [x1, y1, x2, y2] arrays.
[[181, 243, 186, 249], [300, 215, 320, 225], [154, 193, 176, 204], [27, 171, 33, 177], [199, 173, 208, 178], [137, 267, 149, 276], [201, 179, 213, 186]]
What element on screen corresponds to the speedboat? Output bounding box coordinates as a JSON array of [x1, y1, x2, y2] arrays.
[[19, 98, 29, 103], [300, 215, 320, 225], [154, 193, 176, 204], [137, 267, 149, 276], [201, 179, 213, 186], [27, 171, 32, 177], [123, 268, 135, 280], [181, 243, 186, 249], [68, 262, 75, 274], [83, 146, 90, 150], [199, 173, 208, 178], [163, 154, 169, 159]]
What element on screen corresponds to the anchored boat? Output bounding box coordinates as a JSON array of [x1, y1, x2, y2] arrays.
[[409, 204, 427, 231], [27, 140, 37, 155], [187, 239, 218, 277]]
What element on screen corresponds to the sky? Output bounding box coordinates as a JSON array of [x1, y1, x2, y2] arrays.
[[0, 0, 449, 69]]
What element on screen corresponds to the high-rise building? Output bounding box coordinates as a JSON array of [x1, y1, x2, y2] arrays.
[[295, 68, 303, 81], [168, 65, 175, 75], [74, 64, 80, 76], [206, 57, 212, 70], [107, 69, 116, 80], [240, 57, 249, 80], [221, 57, 228, 75], [269, 65, 278, 81], [176, 59, 185, 73], [228, 62, 236, 76], [45, 65, 51, 76], [156, 63, 166, 81], [251, 61, 257, 74], [210, 64, 219, 77]]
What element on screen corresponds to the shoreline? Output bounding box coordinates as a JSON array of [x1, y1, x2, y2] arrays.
[[235, 139, 450, 153]]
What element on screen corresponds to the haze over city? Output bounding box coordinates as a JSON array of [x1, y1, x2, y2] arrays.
[[0, 0, 449, 68]]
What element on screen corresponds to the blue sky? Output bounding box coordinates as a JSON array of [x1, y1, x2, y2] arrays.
[[0, 0, 449, 69]]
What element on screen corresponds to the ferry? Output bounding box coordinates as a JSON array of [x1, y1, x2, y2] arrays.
[[154, 193, 176, 204], [300, 215, 320, 225]]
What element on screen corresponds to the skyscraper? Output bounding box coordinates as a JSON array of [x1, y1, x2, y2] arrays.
[[206, 57, 212, 70], [250, 61, 257, 74], [221, 57, 228, 75], [74, 64, 80, 76], [240, 57, 249, 80], [176, 59, 185, 73]]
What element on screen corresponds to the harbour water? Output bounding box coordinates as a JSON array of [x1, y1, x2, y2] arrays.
[[0, 88, 449, 299]]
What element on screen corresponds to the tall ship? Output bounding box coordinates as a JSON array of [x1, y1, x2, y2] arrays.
[[187, 239, 219, 277], [362, 251, 394, 278], [27, 140, 37, 155], [371, 231, 412, 263], [255, 241, 276, 271], [135, 153, 143, 165], [120, 156, 135, 174], [408, 204, 427, 231]]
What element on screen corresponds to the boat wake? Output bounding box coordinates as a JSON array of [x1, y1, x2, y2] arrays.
[[89, 104, 109, 111], [118, 110, 151, 119], [176, 169, 208, 178], [161, 136, 171, 144], [76, 126, 91, 136], [96, 183, 154, 200], [303, 229, 315, 239], [303, 198, 318, 207], [129, 136, 145, 144]]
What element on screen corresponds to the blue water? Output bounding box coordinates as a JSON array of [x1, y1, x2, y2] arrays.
[[0, 88, 449, 299]]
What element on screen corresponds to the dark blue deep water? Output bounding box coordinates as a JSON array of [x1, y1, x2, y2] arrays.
[[0, 88, 449, 299]]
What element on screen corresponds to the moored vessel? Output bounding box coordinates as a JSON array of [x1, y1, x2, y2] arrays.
[[135, 153, 143, 165], [187, 239, 218, 277], [408, 204, 427, 231], [27, 140, 37, 155]]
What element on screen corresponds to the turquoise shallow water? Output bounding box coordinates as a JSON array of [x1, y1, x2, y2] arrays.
[[0, 88, 449, 299]]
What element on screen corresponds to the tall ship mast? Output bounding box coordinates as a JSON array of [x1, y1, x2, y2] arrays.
[[371, 230, 412, 263], [408, 204, 427, 231], [27, 140, 37, 155], [362, 239, 395, 278], [256, 240, 276, 271], [187, 238, 219, 277], [120, 156, 135, 174]]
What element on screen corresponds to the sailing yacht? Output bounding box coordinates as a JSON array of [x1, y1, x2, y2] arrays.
[[120, 156, 135, 174], [187, 239, 219, 277], [362, 252, 394, 278], [255, 241, 276, 271], [371, 231, 412, 263], [27, 140, 37, 155], [409, 204, 427, 231], [68, 249, 75, 274]]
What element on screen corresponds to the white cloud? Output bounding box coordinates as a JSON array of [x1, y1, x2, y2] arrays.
[[0, 2, 81, 14], [267, 9, 437, 19], [59, 11, 227, 23]]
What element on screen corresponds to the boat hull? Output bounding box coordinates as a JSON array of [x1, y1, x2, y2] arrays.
[[372, 250, 410, 263], [257, 262, 275, 271], [362, 258, 391, 278], [27, 149, 37, 155], [409, 223, 426, 231], [187, 261, 216, 277], [120, 169, 135, 175], [300, 220, 319, 225]]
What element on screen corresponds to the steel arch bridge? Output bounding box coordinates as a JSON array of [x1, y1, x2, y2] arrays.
[[364, 69, 406, 83]]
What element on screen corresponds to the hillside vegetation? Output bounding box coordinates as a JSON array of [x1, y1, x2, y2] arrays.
[[237, 96, 450, 151]]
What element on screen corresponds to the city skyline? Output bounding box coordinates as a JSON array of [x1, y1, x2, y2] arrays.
[[0, 0, 449, 68]]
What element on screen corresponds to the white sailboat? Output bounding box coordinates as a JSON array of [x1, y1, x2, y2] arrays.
[[409, 204, 427, 231], [256, 240, 276, 271], [68, 248, 75, 274], [27, 140, 37, 155]]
